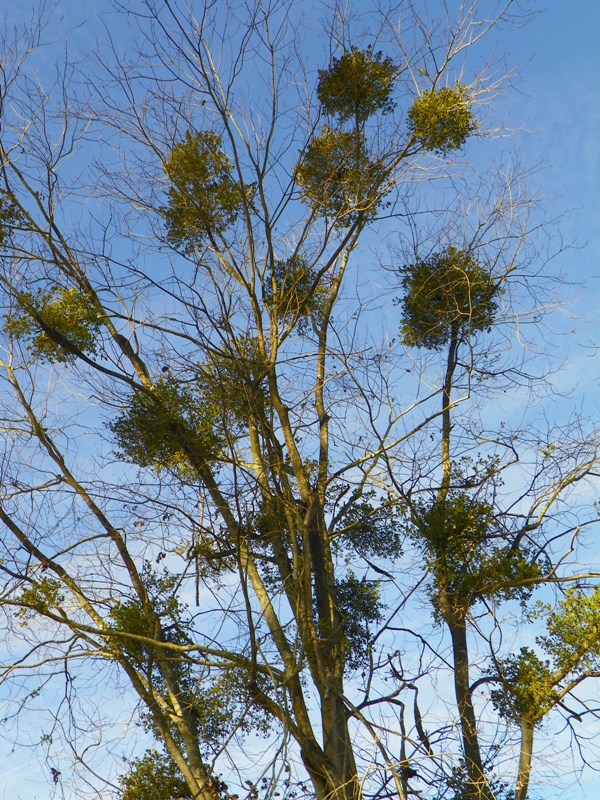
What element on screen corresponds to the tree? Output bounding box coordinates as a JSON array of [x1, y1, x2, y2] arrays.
[[0, 2, 598, 799]]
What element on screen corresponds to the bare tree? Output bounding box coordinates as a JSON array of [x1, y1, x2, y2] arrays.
[[0, 2, 599, 799]]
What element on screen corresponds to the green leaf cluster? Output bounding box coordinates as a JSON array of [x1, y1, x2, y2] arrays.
[[5, 287, 101, 363], [295, 127, 383, 223], [336, 571, 384, 671], [317, 47, 399, 123], [110, 566, 269, 748], [333, 490, 403, 560], [264, 255, 327, 329], [441, 764, 516, 800], [407, 84, 476, 155], [412, 494, 542, 612], [164, 131, 251, 251], [296, 47, 399, 224], [0, 189, 26, 244], [110, 570, 233, 743], [490, 647, 555, 723], [110, 378, 223, 476], [399, 246, 498, 350], [16, 577, 65, 624], [119, 749, 189, 800], [541, 587, 600, 670], [199, 334, 268, 423], [118, 749, 238, 800], [491, 588, 600, 726], [109, 567, 184, 664]]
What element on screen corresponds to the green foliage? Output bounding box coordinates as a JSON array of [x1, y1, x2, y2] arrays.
[[110, 568, 234, 745], [110, 596, 157, 665], [296, 47, 398, 223], [16, 577, 65, 624], [295, 127, 384, 224], [109, 566, 185, 665], [5, 287, 101, 363], [164, 130, 251, 251], [119, 750, 188, 800], [264, 255, 327, 330], [0, 189, 26, 244], [541, 586, 600, 670], [411, 493, 543, 612], [110, 378, 223, 476], [490, 647, 555, 724], [415, 494, 495, 554], [399, 246, 498, 350], [490, 588, 600, 727], [199, 334, 268, 423], [254, 495, 289, 541], [407, 84, 476, 155], [110, 566, 270, 748], [317, 47, 399, 123], [333, 490, 403, 560], [336, 571, 384, 671]]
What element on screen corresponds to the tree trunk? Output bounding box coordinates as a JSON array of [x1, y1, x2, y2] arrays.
[[447, 616, 492, 800], [516, 715, 535, 800]]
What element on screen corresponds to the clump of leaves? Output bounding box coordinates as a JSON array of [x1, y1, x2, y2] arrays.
[[317, 47, 399, 123], [199, 334, 268, 423], [164, 130, 251, 251], [489, 587, 600, 727], [119, 749, 189, 800], [411, 493, 543, 614], [109, 566, 184, 664], [332, 490, 403, 560], [414, 493, 495, 556], [336, 571, 384, 671], [111, 568, 270, 751], [441, 764, 516, 800], [399, 246, 498, 350], [254, 495, 289, 542], [264, 255, 327, 329], [295, 127, 383, 223], [110, 378, 223, 476], [16, 577, 65, 624], [541, 586, 600, 671], [5, 287, 102, 363], [407, 84, 476, 155], [119, 750, 238, 800], [490, 647, 555, 724], [0, 189, 26, 244]]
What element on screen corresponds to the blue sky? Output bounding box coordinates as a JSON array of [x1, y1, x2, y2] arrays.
[[1, 1, 599, 798], [498, 1, 600, 416]]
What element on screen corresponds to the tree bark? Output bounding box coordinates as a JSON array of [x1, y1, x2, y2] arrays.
[[447, 615, 492, 800], [516, 715, 535, 800]]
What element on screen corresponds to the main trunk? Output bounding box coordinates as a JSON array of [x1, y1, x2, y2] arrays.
[[447, 615, 492, 800], [516, 715, 535, 800]]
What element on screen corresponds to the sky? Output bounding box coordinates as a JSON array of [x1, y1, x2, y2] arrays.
[[495, 1, 600, 414], [0, 1, 599, 798]]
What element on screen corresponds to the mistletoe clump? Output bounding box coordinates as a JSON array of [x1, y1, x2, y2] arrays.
[[399, 246, 498, 350], [408, 84, 476, 155], [336, 571, 384, 672], [295, 127, 383, 223], [264, 255, 328, 329], [119, 750, 189, 800], [0, 189, 25, 245], [5, 287, 102, 363], [412, 494, 543, 614], [110, 379, 223, 476], [490, 648, 555, 724], [317, 47, 399, 123], [164, 130, 251, 251], [490, 587, 600, 726]]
